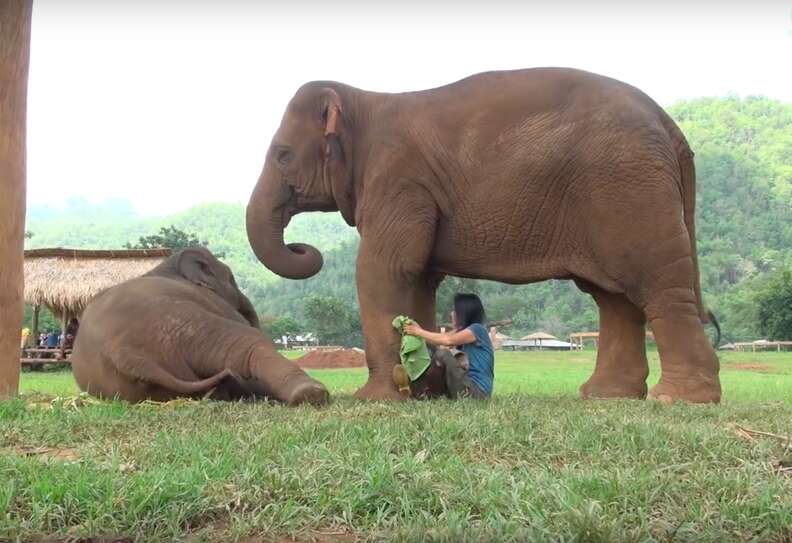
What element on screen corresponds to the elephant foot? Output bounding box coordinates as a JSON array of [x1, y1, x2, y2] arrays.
[[648, 375, 721, 404], [287, 380, 330, 407], [579, 375, 647, 400], [354, 378, 406, 401]]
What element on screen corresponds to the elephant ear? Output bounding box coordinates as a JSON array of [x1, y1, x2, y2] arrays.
[[321, 88, 356, 227], [177, 249, 218, 291], [322, 88, 342, 137]]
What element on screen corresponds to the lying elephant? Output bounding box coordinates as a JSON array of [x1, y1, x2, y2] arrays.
[[71, 247, 329, 405], [246, 67, 721, 404]]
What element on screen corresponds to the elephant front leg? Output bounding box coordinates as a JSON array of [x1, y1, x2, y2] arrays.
[[190, 317, 329, 406], [355, 271, 416, 400], [408, 273, 449, 399], [354, 263, 439, 401], [245, 343, 329, 406], [353, 187, 439, 401], [411, 272, 442, 332]]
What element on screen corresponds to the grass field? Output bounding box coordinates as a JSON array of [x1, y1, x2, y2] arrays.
[[2, 351, 792, 542]]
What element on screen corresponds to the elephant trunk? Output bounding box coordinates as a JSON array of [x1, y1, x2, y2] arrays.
[[246, 170, 323, 280]]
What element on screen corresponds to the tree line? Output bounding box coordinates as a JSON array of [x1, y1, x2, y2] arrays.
[[24, 96, 792, 345]]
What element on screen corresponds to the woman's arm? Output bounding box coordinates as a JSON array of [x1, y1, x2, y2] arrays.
[[403, 322, 476, 347]]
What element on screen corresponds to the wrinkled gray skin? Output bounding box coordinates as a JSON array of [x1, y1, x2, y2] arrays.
[[71, 247, 328, 405]]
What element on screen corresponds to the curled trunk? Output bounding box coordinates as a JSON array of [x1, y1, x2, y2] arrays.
[[246, 173, 323, 280]]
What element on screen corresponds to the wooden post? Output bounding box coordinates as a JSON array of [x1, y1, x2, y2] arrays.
[[0, 0, 33, 398], [60, 313, 68, 359], [30, 304, 39, 347]]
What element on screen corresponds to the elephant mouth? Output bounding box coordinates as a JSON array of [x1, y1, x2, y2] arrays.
[[280, 187, 338, 227], [295, 196, 338, 213]]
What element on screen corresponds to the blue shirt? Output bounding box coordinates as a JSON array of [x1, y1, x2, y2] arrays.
[[46, 332, 58, 348], [460, 323, 494, 396]]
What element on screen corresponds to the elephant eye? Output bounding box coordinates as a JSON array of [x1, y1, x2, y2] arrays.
[[276, 148, 293, 165]]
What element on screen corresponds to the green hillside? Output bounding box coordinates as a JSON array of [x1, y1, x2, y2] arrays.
[[25, 201, 357, 298], [25, 96, 792, 342]]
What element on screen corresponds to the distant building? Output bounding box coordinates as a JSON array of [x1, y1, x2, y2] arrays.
[[489, 327, 512, 350], [501, 331, 574, 351], [275, 333, 318, 349]]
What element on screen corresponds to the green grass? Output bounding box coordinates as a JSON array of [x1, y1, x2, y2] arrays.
[[3, 351, 792, 542]]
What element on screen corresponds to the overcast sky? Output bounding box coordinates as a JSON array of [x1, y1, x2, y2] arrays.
[[27, 1, 792, 216]]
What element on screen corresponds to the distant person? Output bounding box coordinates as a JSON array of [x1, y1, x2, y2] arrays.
[[401, 293, 494, 399], [38, 332, 47, 347], [20, 327, 30, 349], [64, 318, 79, 350], [46, 330, 59, 349]]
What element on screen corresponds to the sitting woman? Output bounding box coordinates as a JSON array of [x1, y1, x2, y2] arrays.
[[402, 293, 494, 399]]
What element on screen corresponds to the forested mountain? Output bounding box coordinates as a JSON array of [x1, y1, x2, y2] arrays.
[[26, 96, 792, 342], [25, 201, 357, 303]]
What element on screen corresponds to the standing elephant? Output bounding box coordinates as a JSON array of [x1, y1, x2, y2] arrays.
[[246, 68, 721, 404], [72, 248, 328, 405]]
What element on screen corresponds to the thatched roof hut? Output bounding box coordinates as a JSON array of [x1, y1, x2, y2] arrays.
[[520, 332, 558, 341], [24, 248, 171, 320]]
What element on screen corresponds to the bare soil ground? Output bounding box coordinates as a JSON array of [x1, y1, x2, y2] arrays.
[[295, 349, 366, 369], [724, 362, 774, 372]]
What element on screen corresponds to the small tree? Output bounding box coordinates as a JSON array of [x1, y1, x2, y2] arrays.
[[756, 269, 792, 340], [265, 316, 304, 341], [302, 295, 361, 347], [125, 225, 208, 252]]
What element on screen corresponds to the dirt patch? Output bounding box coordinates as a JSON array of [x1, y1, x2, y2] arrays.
[[12, 446, 80, 462], [38, 539, 133, 543], [295, 349, 366, 369], [724, 363, 774, 372]]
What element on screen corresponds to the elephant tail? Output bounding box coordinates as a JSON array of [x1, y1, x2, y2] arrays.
[[707, 310, 722, 349], [661, 111, 720, 347]]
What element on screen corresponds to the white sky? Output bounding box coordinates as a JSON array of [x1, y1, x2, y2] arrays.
[[27, 1, 792, 216]]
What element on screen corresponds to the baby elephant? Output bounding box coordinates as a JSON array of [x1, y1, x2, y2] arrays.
[[72, 247, 329, 406]]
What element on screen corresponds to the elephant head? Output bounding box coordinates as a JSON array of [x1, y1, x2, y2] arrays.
[[151, 247, 260, 328], [246, 83, 357, 280]]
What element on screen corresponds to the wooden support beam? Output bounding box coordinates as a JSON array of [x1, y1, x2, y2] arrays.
[[30, 304, 39, 347], [0, 0, 33, 398], [60, 313, 68, 360]]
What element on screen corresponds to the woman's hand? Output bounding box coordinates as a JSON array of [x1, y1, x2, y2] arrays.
[[403, 322, 425, 337]]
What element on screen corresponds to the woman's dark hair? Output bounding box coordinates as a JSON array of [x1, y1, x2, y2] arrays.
[[453, 293, 486, 329]]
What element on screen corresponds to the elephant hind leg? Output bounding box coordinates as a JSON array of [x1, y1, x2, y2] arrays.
[[578, 286, 649, 400], [644, 291, 721, 404], [111, 353, 243, 402], [627, 237, 720, 404]]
